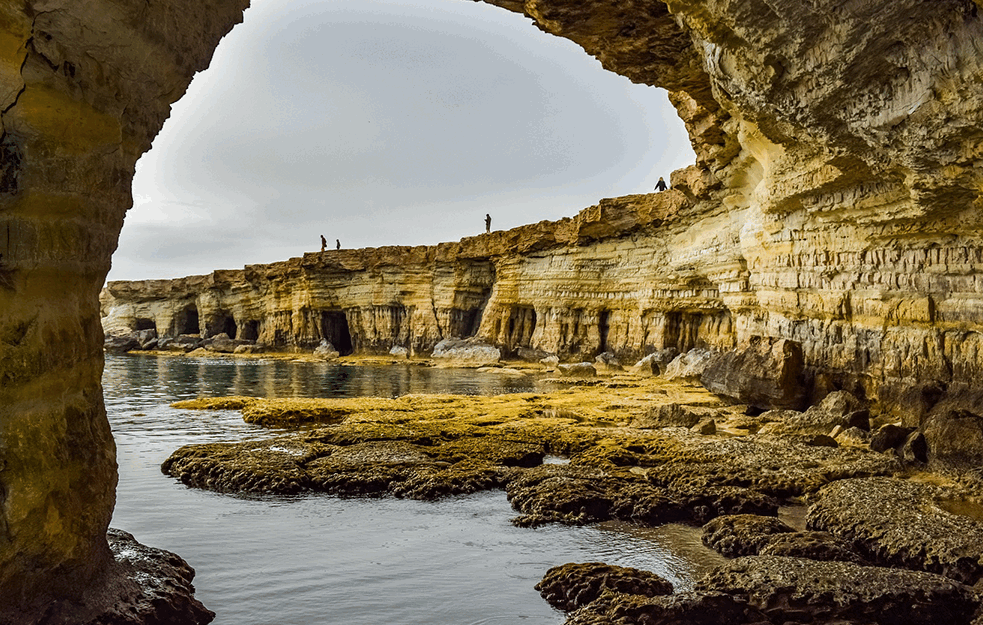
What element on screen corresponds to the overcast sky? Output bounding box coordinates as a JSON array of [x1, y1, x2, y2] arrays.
[[107, 0, 695, 282]]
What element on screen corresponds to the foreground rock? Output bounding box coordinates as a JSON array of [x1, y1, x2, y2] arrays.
[[807, 477, 983, 583], [554, 556, 979, 625], [536, 562, 673, 612]]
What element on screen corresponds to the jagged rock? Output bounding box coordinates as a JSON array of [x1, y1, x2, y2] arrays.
[[134, 328, 157, 349], [206, 332, 236, 354], [923, 408, 983, 472], [593, 352, 622, 373], [870, 423, 913, 452], [698, 556, 979, 625], [104, 333, 140, 354], [902, 431, 929, 464], [629, 348, 679, 376], [633, 403, 719, 429], [431, 337, 500, 366], [516, 346, 550, 362], [836, 426, 871, 446], [540, 355, 560, 371], [701, 514, 795, 558], [761, 391, 870, 436], [700, 337, 806, 411], [233, 344, 263, 354], [313, 339, 340, 360], [535, 562, 673, 612], [558, 362, 597, 378], [389, 345, 409, 359], [808, 477, 983, 584], [663, 349, 715, 380], [692, 418, 716, 435]]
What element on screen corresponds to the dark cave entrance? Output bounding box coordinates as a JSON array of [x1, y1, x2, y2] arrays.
[[220, 315, 237, 339], [176, 305, 200, 335], [506, 306, 537, 347], [133, 318, 156, 332], [240, 320, 259, 341], [598, 310, 611, 353], [321, 310, 353, 355]]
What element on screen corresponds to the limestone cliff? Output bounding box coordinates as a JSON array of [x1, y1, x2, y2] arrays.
[[4, 0, 983, 620]]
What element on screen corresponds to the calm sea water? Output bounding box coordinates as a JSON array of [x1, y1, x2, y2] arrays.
[[104, 355, 723, 625]]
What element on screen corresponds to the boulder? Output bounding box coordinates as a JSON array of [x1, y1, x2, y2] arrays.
[[431, 337, 500, 367], [557, 362, 597, 377], [540, 354, 559, 371], [762, 390, 869, 436], [902, 431, 928, 463], [389, 345, 409, 359], [630, 348, 679, 376], [207, 332, 236, 353], [104, 333, 140, 354], [835, 426, 871, 445], [700, 337, 806, 411], [134, 328, 157, 348], [313, 339, 340, 360], [593, 351, 622, 373], [234, 344, 263, 355], [633, 403, 721, 429], [923, 407, 983, 471], [692, 418, 716, 435], [663, 348, 715, 380], [870, 423, 913, 453], [516, 346, 550, 362]]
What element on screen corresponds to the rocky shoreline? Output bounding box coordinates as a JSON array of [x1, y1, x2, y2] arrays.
[[158, 360, 983, 624]]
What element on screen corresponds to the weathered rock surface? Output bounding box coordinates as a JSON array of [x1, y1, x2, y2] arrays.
[[701, 514, 795, 558], [431, 337, 501, 366], [535, 562, 673, 612], [700, 338, 806, 411], [808, 477, 983, 583]]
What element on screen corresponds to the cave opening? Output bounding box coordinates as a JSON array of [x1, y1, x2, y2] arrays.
[[221, 316, 237, 339], [176, 305, 200, 336], [240, 320, 259, 342], [506, 306, 536, 347], [599, 310, 611, 353], [321, 310, 353, 355], [133, 318, 155, 332]]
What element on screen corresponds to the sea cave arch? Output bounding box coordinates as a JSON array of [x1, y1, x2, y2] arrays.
[[3, 0, 983, 622]]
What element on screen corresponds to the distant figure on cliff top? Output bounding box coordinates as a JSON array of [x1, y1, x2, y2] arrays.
[[320, 235, 327, 252], [485, 213, 491, 233], [655, 177, 668, 192], [336, 239, 341, 250]]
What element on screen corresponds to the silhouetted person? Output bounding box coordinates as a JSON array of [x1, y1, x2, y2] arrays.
[[655, 177, 668, 192], [336, 239, 341, 250], [320, 235, 327, 252], [485, 213, 491, 233]]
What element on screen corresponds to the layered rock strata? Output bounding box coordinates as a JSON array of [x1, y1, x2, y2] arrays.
[[3, 0, 983, 620]]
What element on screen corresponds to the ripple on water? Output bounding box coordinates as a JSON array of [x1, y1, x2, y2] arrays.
[[105, 355, 721, 624]]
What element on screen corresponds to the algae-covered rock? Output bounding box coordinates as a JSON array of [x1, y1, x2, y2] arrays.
[[701, 514, 795, 557], [536, 562, 673, 612]]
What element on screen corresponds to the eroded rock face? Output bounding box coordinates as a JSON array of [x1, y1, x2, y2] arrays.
[[0, 0, 246, 620]]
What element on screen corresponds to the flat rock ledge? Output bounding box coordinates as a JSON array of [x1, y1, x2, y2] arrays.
[[551, 557, 979, 625], [9, 529, 214, 625], [808, 476, 983, 584]]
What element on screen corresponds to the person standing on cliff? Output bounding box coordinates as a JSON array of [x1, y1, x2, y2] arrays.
[[336, 239, 341, 250], [320, 234, 327, 252], [485, 213, 491, 233], [655, 177, 668, 192]]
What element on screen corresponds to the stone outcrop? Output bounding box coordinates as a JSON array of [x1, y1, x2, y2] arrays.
[[4, 0, 983, 619]]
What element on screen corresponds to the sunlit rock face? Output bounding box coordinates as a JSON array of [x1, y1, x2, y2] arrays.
[[0, 0, 246, 621]]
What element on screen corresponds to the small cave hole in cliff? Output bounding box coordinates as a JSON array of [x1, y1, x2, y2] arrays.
[[506, 306, 537, 348], [133, 318, 156, 332], [221, 315, 237, 339], [240, 320, 259, 342], [321, 311, 353, 355], [176, 305, 200, 336], [598, 310, 611, 353]]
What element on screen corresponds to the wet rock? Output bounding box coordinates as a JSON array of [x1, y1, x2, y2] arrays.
[[663, 348, 715, 380], [902, 431, 928, 463], [808, 477, 983, 583], [313, 339, 340, 360], [700, 337, 806, 411], [870, 423, 912, 452], [757, 531, 866, 563], [558, 362, 597, 377], [389, 345, 409, 359], [698, 556, 979, 625], [629, 348, 679, 376], [431, 337, 501, 366], [562, 590, 753, 625], [104, 333, 141, 354], [535, 562, 673, 612], [701, 514, 795, 557]]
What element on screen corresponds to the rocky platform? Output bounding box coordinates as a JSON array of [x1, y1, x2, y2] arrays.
[[159, 375, 983, 623]]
